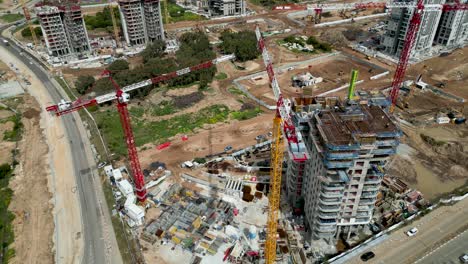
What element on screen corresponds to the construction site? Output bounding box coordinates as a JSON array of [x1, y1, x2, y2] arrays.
[[2, 0, 467, 263]]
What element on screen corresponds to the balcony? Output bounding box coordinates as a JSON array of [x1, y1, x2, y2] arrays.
[[314, 225, 336, 232], [365, 176, 381, 184], [372, 148, 396, 155], [363, 184, 380, 191], [325, 152, 358, 160], [318, 212, 339, 219], [323, 184, 345, 191], [318, 204, 340, 212], [375, 139, 399, 147], [324, 160, 354, 169], [326, 143, 360, 151], [319, 197, 341, 205], [318, 218, 337, 225], [321, 190, 344, 198], [361, 191, 378, 198], [359, 198, 376, 205]]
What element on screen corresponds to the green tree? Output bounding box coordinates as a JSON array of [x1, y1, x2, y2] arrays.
[[84, 7, 121, 32], [75, 75, 95, 94], [141, 40, 167, 63], [21, 27, 42, 38], [107, 59, 129, 73], [220, 30, 259, 62], [306, 36, 319, 45]]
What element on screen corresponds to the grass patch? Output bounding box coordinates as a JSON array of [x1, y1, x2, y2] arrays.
[[95, 104, 230, 156], [228, 86, 247, 97], [215, 72, 228, 80], [151, 101, 176, 116], [2, 114, 22, 141], [54, 76, 78, 100], [231, 106, 262, 120], [0, 13, 24, 23], [0, 163, 16, 263], [161, 0, 206, 23]]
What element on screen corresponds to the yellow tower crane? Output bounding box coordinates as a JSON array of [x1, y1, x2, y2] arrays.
[[255, 26, 309, 263], [164, 0, 169, 25], [109, 2, 121, 47], [20, 0, 38, 46]]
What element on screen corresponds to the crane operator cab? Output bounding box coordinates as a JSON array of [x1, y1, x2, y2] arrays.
[[57, 99, 72, 111]]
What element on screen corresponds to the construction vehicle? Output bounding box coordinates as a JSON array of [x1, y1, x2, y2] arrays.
[[273, 1, 468, 112], [255, 26, 309, 264], [20, 0, 38, 46], [46, 54, 234, 202]]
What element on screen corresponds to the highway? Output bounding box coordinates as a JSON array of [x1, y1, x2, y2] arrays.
[[0, 25, 122, 264], [345, 197, 468, 264], [417, 229, 468, 264]]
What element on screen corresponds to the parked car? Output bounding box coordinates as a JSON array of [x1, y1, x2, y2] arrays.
[[460, 253, 468, 263], [97, 161, 107, 168], [224, 145, 233, 152], [406, 227, 418, 237], [360, 251, 375, 261]]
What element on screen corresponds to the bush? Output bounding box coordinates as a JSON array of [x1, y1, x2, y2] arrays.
[[306, 36, 319, 45], [141, 40, 167, 63], [75, 75, 95, 94], [84, 7, 121, 31], [193, 157, 206, 164], [316, 42, 332, 52], [220, 30, 260, 62], [107, 60, 129, 73], [21, 27, 42, 38], [172, 91, 204, 108]]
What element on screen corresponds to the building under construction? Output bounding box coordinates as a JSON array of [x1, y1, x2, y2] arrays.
[[208, 0, 246, 17], [36, 2, 90, 58], [284, 97, 400, 243], [382, 0, 468, 57], [118, 0, 165, 46]]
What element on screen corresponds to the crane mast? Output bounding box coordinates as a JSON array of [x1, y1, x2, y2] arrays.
[[46, 54, 235, 202], [255, 26, 308, 264], [21, 0, 38, 46]]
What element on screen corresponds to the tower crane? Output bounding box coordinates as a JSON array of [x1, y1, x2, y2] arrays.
[[273, 0, 468, 112], [255, 26, 309, 264], [108, 1, 121, 47], [20, 0, 38, 46], [46, 54, 234, 202]]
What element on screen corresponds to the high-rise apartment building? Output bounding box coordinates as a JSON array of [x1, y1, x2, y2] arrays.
[[434, 5, 468, 48], [118, 0, 164, 46], [36, 3, 90, 57], [208, 0, 245, 16], [382, 0, 444, 57], [285, 97, 400, 243]]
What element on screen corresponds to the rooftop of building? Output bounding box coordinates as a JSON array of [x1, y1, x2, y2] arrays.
[[292, 96, 399, 147]]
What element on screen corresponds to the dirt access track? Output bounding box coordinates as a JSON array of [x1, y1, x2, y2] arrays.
[[239, 52, 390, 105], [8, 95, 54, 264]]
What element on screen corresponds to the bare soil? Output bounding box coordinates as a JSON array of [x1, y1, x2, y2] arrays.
[[8, 95, 54, 264]]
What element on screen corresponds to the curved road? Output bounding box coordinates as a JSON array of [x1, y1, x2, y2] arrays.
[[0, 25, 122, 264]]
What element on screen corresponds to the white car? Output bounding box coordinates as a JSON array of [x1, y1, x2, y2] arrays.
[[406, 227, 418, 237]]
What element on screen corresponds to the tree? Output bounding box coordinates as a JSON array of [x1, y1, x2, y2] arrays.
[[107, 59, 129, 73], [219, 30, 260, 62], [84, 7, 121, 31], [306, 36, 319, 46], [75, 75, 95, 94], [141, 40, 167, 63], [21, 27, 42, 38]]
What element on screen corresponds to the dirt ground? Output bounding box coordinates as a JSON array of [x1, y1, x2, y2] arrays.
[[239, 52, 390, 105], [0, 111, 15, 165], [8, 95, 54, 264], [138, 111, 274, 177]]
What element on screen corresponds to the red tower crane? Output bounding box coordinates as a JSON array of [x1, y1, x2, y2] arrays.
[[273, 1, 468, 111], [46, 54, 234, 202]]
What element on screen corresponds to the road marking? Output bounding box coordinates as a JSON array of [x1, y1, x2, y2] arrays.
[[414, 228, 468, 263]]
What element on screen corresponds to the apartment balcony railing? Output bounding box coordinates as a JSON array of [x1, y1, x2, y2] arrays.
[[314, 225, 336, 232], [320, 190, 344, 198], [359, 198, 376, 205], [365, 176, 381, 184], [325, 152, 358, 160], [323, 184, 345, 191], [372, 148, 396, 155], [319, 197, 341, 205], [318, 204, 340, 212], [363, 185, 380, 192], [375, 139, 399, 147], [317, 218, 337, 225], [323, 160, 354, 169], [361, 191, 378, 198], [318, 212, 339, 219]]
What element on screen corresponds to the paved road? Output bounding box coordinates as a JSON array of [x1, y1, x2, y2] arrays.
[[346, 198, 468, 264], [0, 26, 121, 264], [417, 229, 468, 264]]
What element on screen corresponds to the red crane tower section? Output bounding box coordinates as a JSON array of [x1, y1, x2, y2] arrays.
[[389, 0, 424, 111], [46, 54, 235, 202]]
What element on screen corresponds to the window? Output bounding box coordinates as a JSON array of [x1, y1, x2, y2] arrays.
[[356, 161, 365, 167], [355, 169, 363, 174]]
